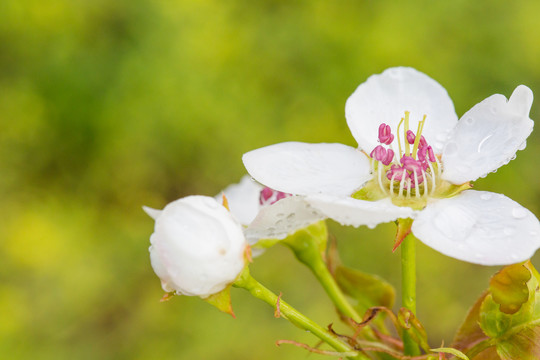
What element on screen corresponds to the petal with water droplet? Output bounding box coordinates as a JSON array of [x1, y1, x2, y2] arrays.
[[442, 85, 534, 184], [243, 142, 371, 197], [244, 196, 325, 244], [346, 67, 458, 154], [306, 194, 417, 228], [412, 190, 540, 265]]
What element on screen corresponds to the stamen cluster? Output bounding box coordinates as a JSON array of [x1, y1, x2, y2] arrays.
[[369, 112, 441, 198], [259, 187, 291, 206]]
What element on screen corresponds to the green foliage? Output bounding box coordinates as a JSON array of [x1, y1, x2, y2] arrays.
[[2, 0, 540, 359], [453, 261, 540, 359]]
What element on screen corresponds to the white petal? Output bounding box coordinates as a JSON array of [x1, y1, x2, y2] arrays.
[[243, 142, 371, 196], [216, 175, 262, 225], [412, 190, 540, 265], [244, 196, 325, 244], [306, 194, 417, 229], [346, 67, 458, 154], [442, 85, 534, 184], [143, 206, 162, 220]]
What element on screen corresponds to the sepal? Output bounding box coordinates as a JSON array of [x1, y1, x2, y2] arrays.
[[203, 285, 235, 318]]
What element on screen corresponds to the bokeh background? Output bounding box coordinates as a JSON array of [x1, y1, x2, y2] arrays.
[[2, 1, 540, 359]]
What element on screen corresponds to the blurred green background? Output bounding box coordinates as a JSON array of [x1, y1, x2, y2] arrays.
[[1, 0, 540, 359]]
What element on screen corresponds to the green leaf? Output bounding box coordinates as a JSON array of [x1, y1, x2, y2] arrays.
[[203, 285, 235, 318], [453, 261, 540, 359], [489, 262, 531, 315], [333, 265, 395, 314], [452, 291, 491, 354], [326, 235, 395, 316], [431, 347, 470, 360], [398, 307, 430, 353]]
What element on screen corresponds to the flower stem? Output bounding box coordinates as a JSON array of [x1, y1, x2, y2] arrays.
[[401, 232, 420, 356], [234, 268, 367, 360]]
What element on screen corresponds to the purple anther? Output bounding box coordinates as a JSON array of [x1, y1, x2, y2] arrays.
[[400, 156, 425, 184], [419, 136, 427, 148], [259, 187, 291, 206], [259, 187, 274, 205], [386, 164, 409, 181], [417, 146, 428, 162], [378, 124, 394, 145], [406, 130, 416, 145], [370, 145, 386, 161], [381, 149, 394, 166], [427, 146, 436, 163]]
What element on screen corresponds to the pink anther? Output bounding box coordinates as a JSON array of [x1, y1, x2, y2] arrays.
[[386, 164, 409, 181], [370, 146, 394, 166], [406, 130, 416, 145], [426, 146, 436, 163], [259, 187, 291, 206], [378, 124, 394, 145]]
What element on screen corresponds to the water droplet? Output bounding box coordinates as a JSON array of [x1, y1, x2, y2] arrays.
[[287, 213, 295, 220], [276, 213, 284, 218], [518, 141, 527, 151], [480, 193, 492, 201], [510, 253, 520, 260], [512, 207, 528, 219], [276, 219, 283, 226], [477, 134, 493, 153], [503, 227, 516, 236], [491, 106, 498, 114], [465, 117, 475, 125], [444, 142, 458, 156]]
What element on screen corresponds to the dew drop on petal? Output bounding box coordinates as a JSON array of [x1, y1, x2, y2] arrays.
[[465, 117, 475, 125], [512, 207, 528, 219], [480, 193, 492, 201], [287, 213, 295, 220], [490, 106, 498, 114]]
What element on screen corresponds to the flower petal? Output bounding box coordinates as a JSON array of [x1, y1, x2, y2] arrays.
[[442, 85, 534, 184], [243, 142, 371, 196], [411, 190, 540, 265], [346, 67, 458, 154], [143, 206, 162, 220], [306, 194, 417, 229], [244, 196, 325, 244], [216, 175, 262, 225]]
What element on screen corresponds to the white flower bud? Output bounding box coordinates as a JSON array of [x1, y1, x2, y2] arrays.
[[146, 195, 247, 298]]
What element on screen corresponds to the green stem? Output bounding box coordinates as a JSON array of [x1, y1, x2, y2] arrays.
[[310, 259, 361, 322], [401, 233, 420, 356], [234, 268, 367, 360]]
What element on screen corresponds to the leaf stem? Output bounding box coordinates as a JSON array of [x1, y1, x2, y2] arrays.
[[234, 268, 368, 360], [401, 232, 420, 356]]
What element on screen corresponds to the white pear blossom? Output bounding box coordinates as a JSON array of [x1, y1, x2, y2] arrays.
[[218, 175, 325, 245], [144, 196, 247, 298], [243, 67, 540, 265]]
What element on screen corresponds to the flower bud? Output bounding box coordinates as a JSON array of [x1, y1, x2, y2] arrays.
[[145, 196, 247, 298]]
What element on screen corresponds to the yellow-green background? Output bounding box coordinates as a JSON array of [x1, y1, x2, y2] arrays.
[[1, 1, 540, 359]]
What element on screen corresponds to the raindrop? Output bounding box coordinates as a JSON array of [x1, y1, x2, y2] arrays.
[[276, 213, 285, 218], [287, 213, 296, 220], [512, 207, 528, 219], [465, 117, 475, 125], [491, 106, 498, 114], [477, 134, 493, 153], [480, 193, 492, 201], [276, 219, 283, 226], [518, 141, 527, 151], [444, 142, 458, 156]]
